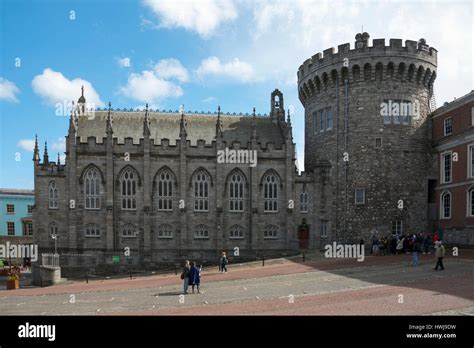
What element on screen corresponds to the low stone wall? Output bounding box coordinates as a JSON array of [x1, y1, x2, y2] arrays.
[[32, 264, 61, 286], [442, 228, 474, 246]]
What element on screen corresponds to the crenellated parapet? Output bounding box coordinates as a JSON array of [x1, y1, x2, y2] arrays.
[[298, 33, 437, 105]]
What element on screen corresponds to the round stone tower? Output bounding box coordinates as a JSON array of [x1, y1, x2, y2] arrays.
[[298, 33, 437, 243]]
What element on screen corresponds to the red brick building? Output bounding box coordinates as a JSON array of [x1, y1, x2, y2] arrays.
[[431, 90, 474, 245]]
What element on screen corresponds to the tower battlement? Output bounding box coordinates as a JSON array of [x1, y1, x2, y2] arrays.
[[298, 33, 437, 105]]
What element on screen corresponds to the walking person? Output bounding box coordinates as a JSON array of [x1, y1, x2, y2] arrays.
[[181, 260, 191, 294], [412, 237, 420, 267], [189, 262, 202, 293], [434, 240, 446, 270], [220, 251, 228, 273], [396, 236, 403, 255]]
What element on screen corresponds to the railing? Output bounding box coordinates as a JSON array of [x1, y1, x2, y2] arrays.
[[42, 253, 60, 267]]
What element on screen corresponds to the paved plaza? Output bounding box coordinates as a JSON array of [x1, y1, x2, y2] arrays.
[[0, 253, 473, 315]]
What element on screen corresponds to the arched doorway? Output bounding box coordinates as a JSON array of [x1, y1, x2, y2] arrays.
[[298, 219, 310, 250]]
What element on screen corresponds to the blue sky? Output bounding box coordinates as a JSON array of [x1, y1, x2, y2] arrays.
[[1, 0, 472, 189]]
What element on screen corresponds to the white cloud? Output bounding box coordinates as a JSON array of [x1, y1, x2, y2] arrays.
[[17, 139, 35, 152], [31, 68, 104, 107], [202, 96, 217, 103], [196, 57, 256, 83], [119, 70, 183, 103], [143, 0, 238, 38], [52, 137, 66, 152], [0, 77, 20, 102], [117, 57, 131, 68], [153, 58, 189, 82]]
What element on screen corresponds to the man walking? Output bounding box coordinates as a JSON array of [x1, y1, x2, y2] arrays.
[[412, 236, 419, 267], [434, 241, 446, 271]]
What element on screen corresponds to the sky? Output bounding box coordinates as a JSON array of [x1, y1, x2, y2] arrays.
[[0, 0, 472, 189]]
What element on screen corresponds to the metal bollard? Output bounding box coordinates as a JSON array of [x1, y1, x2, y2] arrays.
[[262, 255, 265, 267], [303, 251, 306, 262], [85, 274, 88, 284], [129, 270, 132, 279], [175, 265, 177, 275]]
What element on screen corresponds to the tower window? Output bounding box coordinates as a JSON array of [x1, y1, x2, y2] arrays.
[[229, 172, 244, 212], [326, 107, 333, 130], [193, 170, 210, 212], [320, 220, 328, 238], [300, 185, 308, 213], [49, 181, 58, 209], [313, 111, 318, 133], [391, 221, 402, 235], [355, 188, 365, 205], [120, 168, 137, 210]]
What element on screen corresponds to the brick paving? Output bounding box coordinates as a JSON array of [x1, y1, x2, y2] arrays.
[[0, 253, 472, 315]]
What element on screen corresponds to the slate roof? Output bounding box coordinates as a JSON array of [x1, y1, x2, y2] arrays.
[[76, 111, 285, 146]]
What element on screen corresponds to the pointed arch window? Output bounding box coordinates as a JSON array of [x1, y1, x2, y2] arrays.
[[194, 224, 209, 239], [120, 168, 137, 210], [84, 167, 100, 209], [122, 223, 137, 238], [49, 222, 58, 236], [229, 225, 244, 239], [229, 172, 244, 212], [300, 185, 308, 213], [264, 225, 278, 239], [157, 170, 173, 211], [263, 172, 278, 212], [49, 182, 58, 209], [193, 170, 209, 212], [157, 224, 173, 239]]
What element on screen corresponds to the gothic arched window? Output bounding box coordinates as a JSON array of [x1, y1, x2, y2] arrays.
[[122, 223, 137, 238], [229, 225, 244, 239], [49, 222, 58, 236], [194, 224, 209, 239], [229, 172, 244, 212], [300, 185, 308, 213], [157, 170, 173, 211], [48, 181, 58, 209], [84, 167, 100, 209], [193, 170, 209, 211], [120, 168, 137, 210], [263, 225, 278, 239], [157, 224, 173, 239], [263, 172, 278, 212]]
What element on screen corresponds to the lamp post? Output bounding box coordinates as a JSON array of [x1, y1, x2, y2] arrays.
[[51, 234, 58, 256]]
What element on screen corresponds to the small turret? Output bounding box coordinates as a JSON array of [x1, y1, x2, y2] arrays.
[[179, 107, 187, 138], [143, 103, 151, 137], [43, 141, 49, 165], [33, 134, 40, 162], [77, 85, 86, 114], [106, 102, 113, 135], [251, 107, 257, 141], [216, 106, 223, 138]]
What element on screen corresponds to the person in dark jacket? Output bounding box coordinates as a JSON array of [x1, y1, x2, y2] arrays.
[[220, 252, 228, 273], [412, 237, 420, 267], [189, 262, 202, 293], [181, 260, 191, 294]]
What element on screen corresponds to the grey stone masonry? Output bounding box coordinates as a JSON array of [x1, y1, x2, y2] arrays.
[[298, 33, 437, 243]]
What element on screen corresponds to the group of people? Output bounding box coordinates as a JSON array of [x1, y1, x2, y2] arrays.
[[181, 260, 202, 294], [367, 232, 446, 269], [180, 252, 230, 294]]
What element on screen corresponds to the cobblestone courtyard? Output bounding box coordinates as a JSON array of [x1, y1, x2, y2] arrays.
[[0, 253, 473, 315]]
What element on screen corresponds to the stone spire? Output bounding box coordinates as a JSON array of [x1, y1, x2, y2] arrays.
[[68, 101, 77, 134], [286, 108, 293, 140], [143, 103, 151, 136], [57, 152, 61, 165], [33, 134, 40, 162], [216, 105, 223, 138], [43, 141, 49, 165], [251, 107, 257, 141], [77, 85, 86, 114], [179, 106, 187, 138], [106, 102, 113, 135]]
